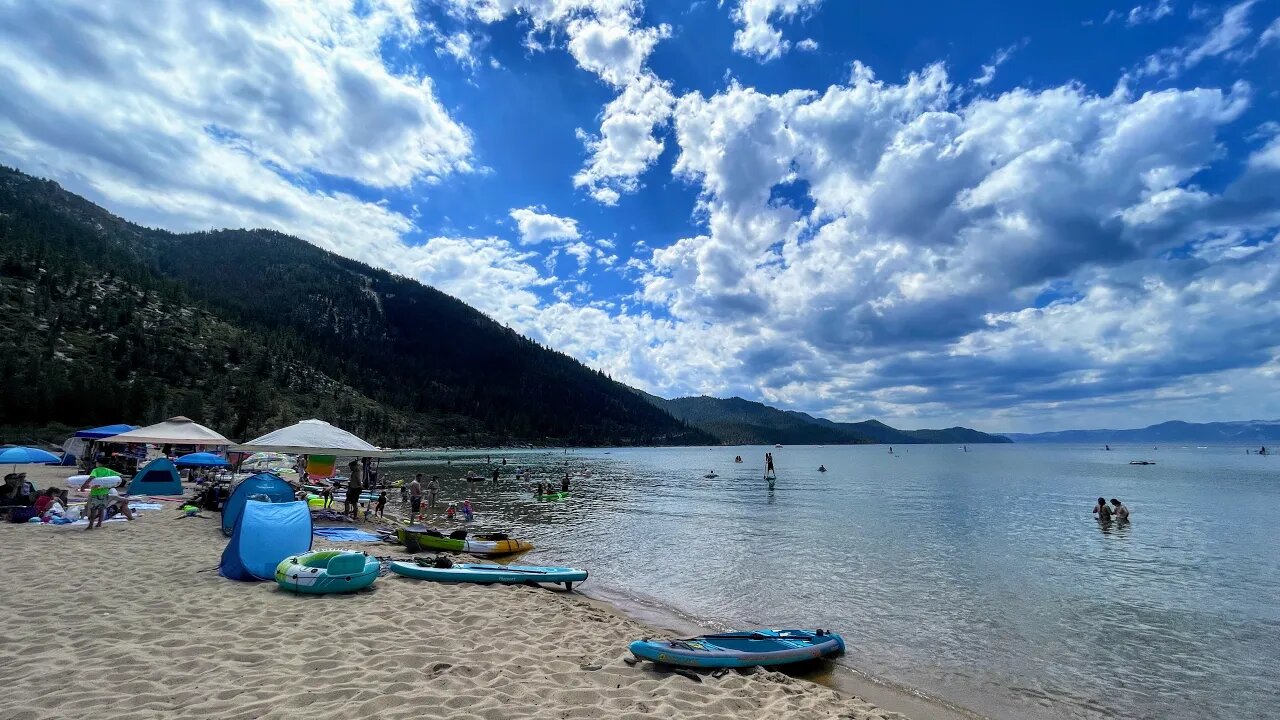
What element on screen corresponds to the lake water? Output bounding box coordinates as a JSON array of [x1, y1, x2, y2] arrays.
[[383, 444, 1280, 720]]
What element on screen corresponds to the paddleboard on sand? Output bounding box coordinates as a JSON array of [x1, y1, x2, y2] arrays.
[[389, 561, 586, 589]]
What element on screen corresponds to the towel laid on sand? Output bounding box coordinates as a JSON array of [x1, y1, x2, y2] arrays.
[[312, 527, 381, 543]]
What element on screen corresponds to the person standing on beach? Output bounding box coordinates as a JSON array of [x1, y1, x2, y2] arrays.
[[427, 475, 439, 509], [345, 460, 363, 519], [408, 474, 423, 518]]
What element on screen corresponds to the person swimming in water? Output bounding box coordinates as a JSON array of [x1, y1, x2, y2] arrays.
[[1093, 497, 1112, 521], [818, 464, 827, 472], [445, 503, 457, 520]]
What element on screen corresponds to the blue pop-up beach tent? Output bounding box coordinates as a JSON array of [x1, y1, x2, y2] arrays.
[[219, 500, 312, 581], [221, 472, 296, 537], [126, 457, 184, 495]]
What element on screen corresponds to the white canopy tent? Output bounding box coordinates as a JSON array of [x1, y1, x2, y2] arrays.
[[233, 419, 387, 457], [100, 416, 232, 446]]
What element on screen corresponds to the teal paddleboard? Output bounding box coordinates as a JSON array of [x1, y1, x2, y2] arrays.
[[389, 561, 586, 589]]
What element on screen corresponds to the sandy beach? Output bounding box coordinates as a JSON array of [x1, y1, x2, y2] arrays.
[[1, 466, 906, 720]]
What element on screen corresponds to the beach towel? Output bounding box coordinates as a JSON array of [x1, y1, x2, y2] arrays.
[[312, 527, 380, 543]]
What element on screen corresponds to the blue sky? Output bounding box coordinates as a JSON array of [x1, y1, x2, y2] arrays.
[[1, 0, 1278, 432]]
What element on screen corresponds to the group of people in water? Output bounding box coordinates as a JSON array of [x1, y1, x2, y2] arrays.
[[1093, 497, 1130, 522], [534, 473, 571, 496]]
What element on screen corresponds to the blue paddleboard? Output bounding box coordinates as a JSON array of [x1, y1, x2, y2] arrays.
[[389, 561, 587, 589]]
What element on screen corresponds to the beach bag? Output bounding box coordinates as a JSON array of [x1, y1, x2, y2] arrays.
[[8, 507, 38, 523]]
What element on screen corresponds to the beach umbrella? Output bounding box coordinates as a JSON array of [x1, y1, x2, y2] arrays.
[[174, 452, 229, 467], [0, 446, 61, 473]]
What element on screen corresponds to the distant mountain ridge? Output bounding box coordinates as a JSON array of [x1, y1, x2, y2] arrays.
[[1002, 420, 1280, 444], [641, 394, 1011, 445]]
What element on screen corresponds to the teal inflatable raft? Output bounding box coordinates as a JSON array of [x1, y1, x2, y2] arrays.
[[275, 550, 379, 594], [388, 561, 587, 590], [629, 629, 844, 668]]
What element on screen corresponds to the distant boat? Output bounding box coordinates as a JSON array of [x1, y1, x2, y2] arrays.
[[774, 444, 783, 448], [1129, 461, 1156, 466], [704, 471, 718, 478]]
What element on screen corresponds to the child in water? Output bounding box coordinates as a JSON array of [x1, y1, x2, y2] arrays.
[[445, 503, 457, 520], [461, 499, 474, 521]]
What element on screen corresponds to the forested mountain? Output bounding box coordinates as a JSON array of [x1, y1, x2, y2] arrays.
[[644, 394, 1011, 445], [1003, 420, 1280, 444], [0, 166, 712, 447]]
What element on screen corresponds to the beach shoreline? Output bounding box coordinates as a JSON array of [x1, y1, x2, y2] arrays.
[[3, 464, 925, 720]]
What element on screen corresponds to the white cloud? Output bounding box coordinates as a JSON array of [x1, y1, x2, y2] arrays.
[[972, 43, 1021, 87], [509, 206, 582, 244], [1107, 0, 1174, 26], [443, 0, 666, 86], [731, 0, 824, 61], [574, 72, 676, 204], [2, 1, 472, 190], [0, 0, 473, 259], [795, 38, 819, 52], [566, 16, 671, 87], [625, 60, 1274, 426], [1138, 0, 1259, 77], [1260, 16, 1280, 46]]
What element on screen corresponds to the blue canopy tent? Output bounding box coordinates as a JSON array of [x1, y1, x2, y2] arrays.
[[219, 500, 312, 581], [126, 457, 184, 496], [74, 424, 139, 439], [221, 473, 296, 537]]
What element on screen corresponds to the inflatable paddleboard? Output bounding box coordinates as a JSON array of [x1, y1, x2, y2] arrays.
[[536, 491, 569, 500], [65, 474, 121, 489], [389, 561, 586, 589], [629, 629, 844, 669]]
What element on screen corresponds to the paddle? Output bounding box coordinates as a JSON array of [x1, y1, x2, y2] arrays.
[[681, 631, 824, 642]]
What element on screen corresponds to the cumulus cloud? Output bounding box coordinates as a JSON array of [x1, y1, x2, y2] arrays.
[[510, 206, 582, 243], [443, 0, 665, 86], [730, 0, 824, 61], [574, 73, 676, 204], [566, 15, 671, 87], [628, 59, 1278, 426]]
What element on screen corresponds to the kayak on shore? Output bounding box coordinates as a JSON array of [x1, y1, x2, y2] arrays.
[[397, 525, 533, 556], [629, 629, 844, 669]]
